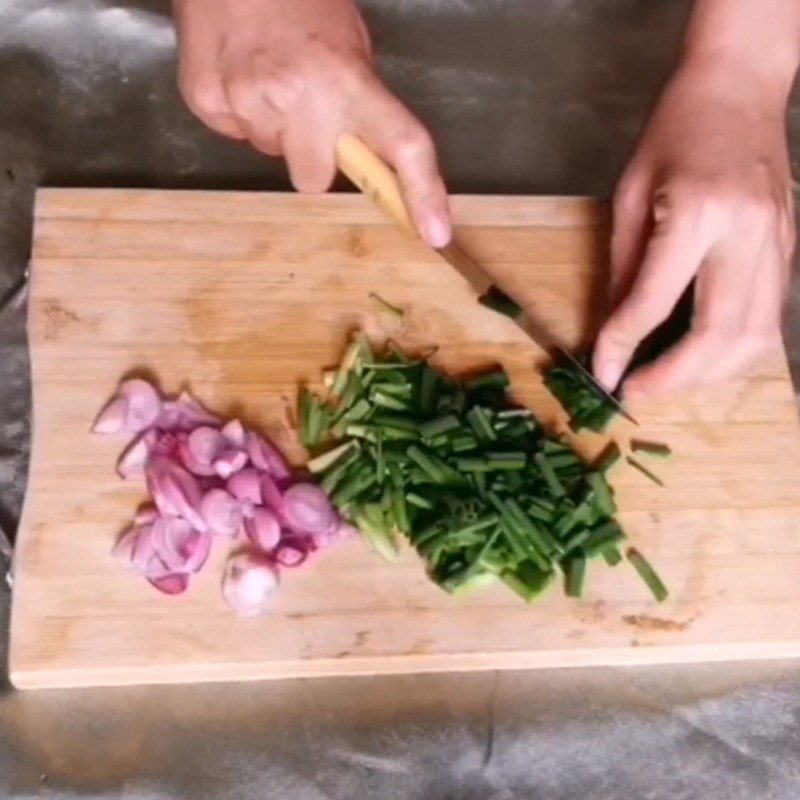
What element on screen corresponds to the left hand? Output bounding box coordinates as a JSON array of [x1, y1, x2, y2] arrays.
[[593, 54, 796, 399]]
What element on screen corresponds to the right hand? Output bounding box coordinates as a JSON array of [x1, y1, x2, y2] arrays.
[[173, 0, 451, 247]]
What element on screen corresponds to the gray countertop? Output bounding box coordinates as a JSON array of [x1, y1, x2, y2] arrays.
[[3, 1, 800, 797]]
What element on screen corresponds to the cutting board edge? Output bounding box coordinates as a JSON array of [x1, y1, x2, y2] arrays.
[[11, 640, 800, 691]]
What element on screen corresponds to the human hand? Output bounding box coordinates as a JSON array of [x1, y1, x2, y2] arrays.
[[172, 0, 451, 247], [593, 54, 795, 399]]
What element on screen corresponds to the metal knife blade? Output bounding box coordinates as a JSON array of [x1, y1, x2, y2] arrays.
[[436, 240, 638, 425]]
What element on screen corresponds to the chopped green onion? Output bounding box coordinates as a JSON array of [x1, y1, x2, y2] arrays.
[[627, 548, 669, 602], [587, 471, 616, 515], [626, 456, 665, 487], [631, 440, 672, 459], [565, 555, 587, 598], [478, 285, 522, 318], [466, 406, 496, 442], [419, 414, 461, 438], [465, 370, 510, 391], [369, 291, 405, 318], [406, 492, 435, 510], [602, 546, 622, 566], [307, 440, 357, 474], [534, 452, 565, 498]]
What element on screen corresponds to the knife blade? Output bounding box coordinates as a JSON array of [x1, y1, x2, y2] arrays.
[[437, 240, 638, 424], [335, 133, 637, 425]]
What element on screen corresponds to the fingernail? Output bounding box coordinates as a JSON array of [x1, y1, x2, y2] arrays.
[[422, 213, 451, 249], [595, 359, 623, 393]]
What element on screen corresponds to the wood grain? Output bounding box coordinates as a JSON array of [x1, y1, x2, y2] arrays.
[[10, 189, 800, 690]]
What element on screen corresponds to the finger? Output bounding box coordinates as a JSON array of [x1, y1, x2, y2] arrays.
[[226, 76, 283, 155], [609, 170, 651, 305], [623, 243, 782, 397], [281, 110, 339, 193], [593, 195, 716, 392], [179, 66, 247, 141], [204, 113, 248, 141], [355, 82, 450, 248]]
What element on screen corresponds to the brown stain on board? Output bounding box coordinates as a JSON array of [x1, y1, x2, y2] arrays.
[[39, 298, 87, 341], [622, 613, 696, 633]]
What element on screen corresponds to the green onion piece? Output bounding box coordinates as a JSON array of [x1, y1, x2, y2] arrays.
[[369, 291, 405, 318], [406, 492, 434, 510], [332, 468, 378, 507], [454, 456, 492, 472], [465, 370, 510, 392], [371, 413, 419, 433], [343, 397, 371, 422], [375, 429, 385, 484], [466, 406, 497, 442], [534, 452, 566, 498], [631, 440, 672, 459], [546, 451, 583, 470], [451, 433, 479, 452], [497, 408, 532, 420], [370, 389, 410, 411], [406, 445, 449, 484], [627, 548, 668, 602], [419, 365, 438, 414], [330, 341, 360, 396], [565, 556, 587, 598], [602, 546, 622, 566], [581, 521, 625, 558], [319, 451, 362, 494], [478, 285, 522, 318], [587, 471, 616, 515], [353, 505, 399, 562], [501, 561, 555, 603], [391, 486, 411, 534], [307, 441, 357, 474], [595, 442, 621, 474], [485, 452, 527, 470], [562, 528, 590, 553], [626, 456, 665, 487], [419, 414, 461, 439]]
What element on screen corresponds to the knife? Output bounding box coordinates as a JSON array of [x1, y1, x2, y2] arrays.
[[335, 133, 637, 425]]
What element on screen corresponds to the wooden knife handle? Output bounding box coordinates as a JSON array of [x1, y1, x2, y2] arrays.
[[335, 133, 418, 238]]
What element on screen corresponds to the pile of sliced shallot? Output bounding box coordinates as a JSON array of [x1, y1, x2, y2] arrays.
[[94, 378, 354, 616]]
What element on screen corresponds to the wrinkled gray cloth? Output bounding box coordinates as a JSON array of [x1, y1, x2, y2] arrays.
[[2, 1, 800, 798]]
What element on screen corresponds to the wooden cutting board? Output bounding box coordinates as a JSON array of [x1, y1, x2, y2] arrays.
[[10, 188, 800, 690]]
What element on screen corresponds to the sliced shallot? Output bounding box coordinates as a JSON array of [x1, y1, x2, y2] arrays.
[[226, 468, 262, 505], [187, 426, 224, 465], [244, 507, 281, 551], [222, 553, 280, 616], [213, 449, 248, 479], [151, 516, 211, 573], [247, 433, 291, 480], [275, 543, 308, 568], [119, 379, 162, 432], [92, 396, 128, 434], [147, 457, 207, 532], [116, 430, 154, 479], [200, 488, 243, 537], [149, 574, 190, 595], [283, 483, 336, 535], [222, 419, 246, 448]]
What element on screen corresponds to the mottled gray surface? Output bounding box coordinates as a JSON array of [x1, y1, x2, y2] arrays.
[[2, 1, 800, 798]]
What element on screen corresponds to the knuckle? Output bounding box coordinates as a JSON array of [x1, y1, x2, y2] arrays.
[[180, 70, 226, 119], [392, 126, 434, 164], [255, 67, 306, 112]]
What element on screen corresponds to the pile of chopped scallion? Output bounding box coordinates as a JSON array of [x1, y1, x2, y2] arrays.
[[300, 337, 667, 604]]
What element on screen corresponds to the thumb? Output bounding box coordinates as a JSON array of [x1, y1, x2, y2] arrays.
[[355, 81, 450, 248], [593, 199, 713, 392]]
